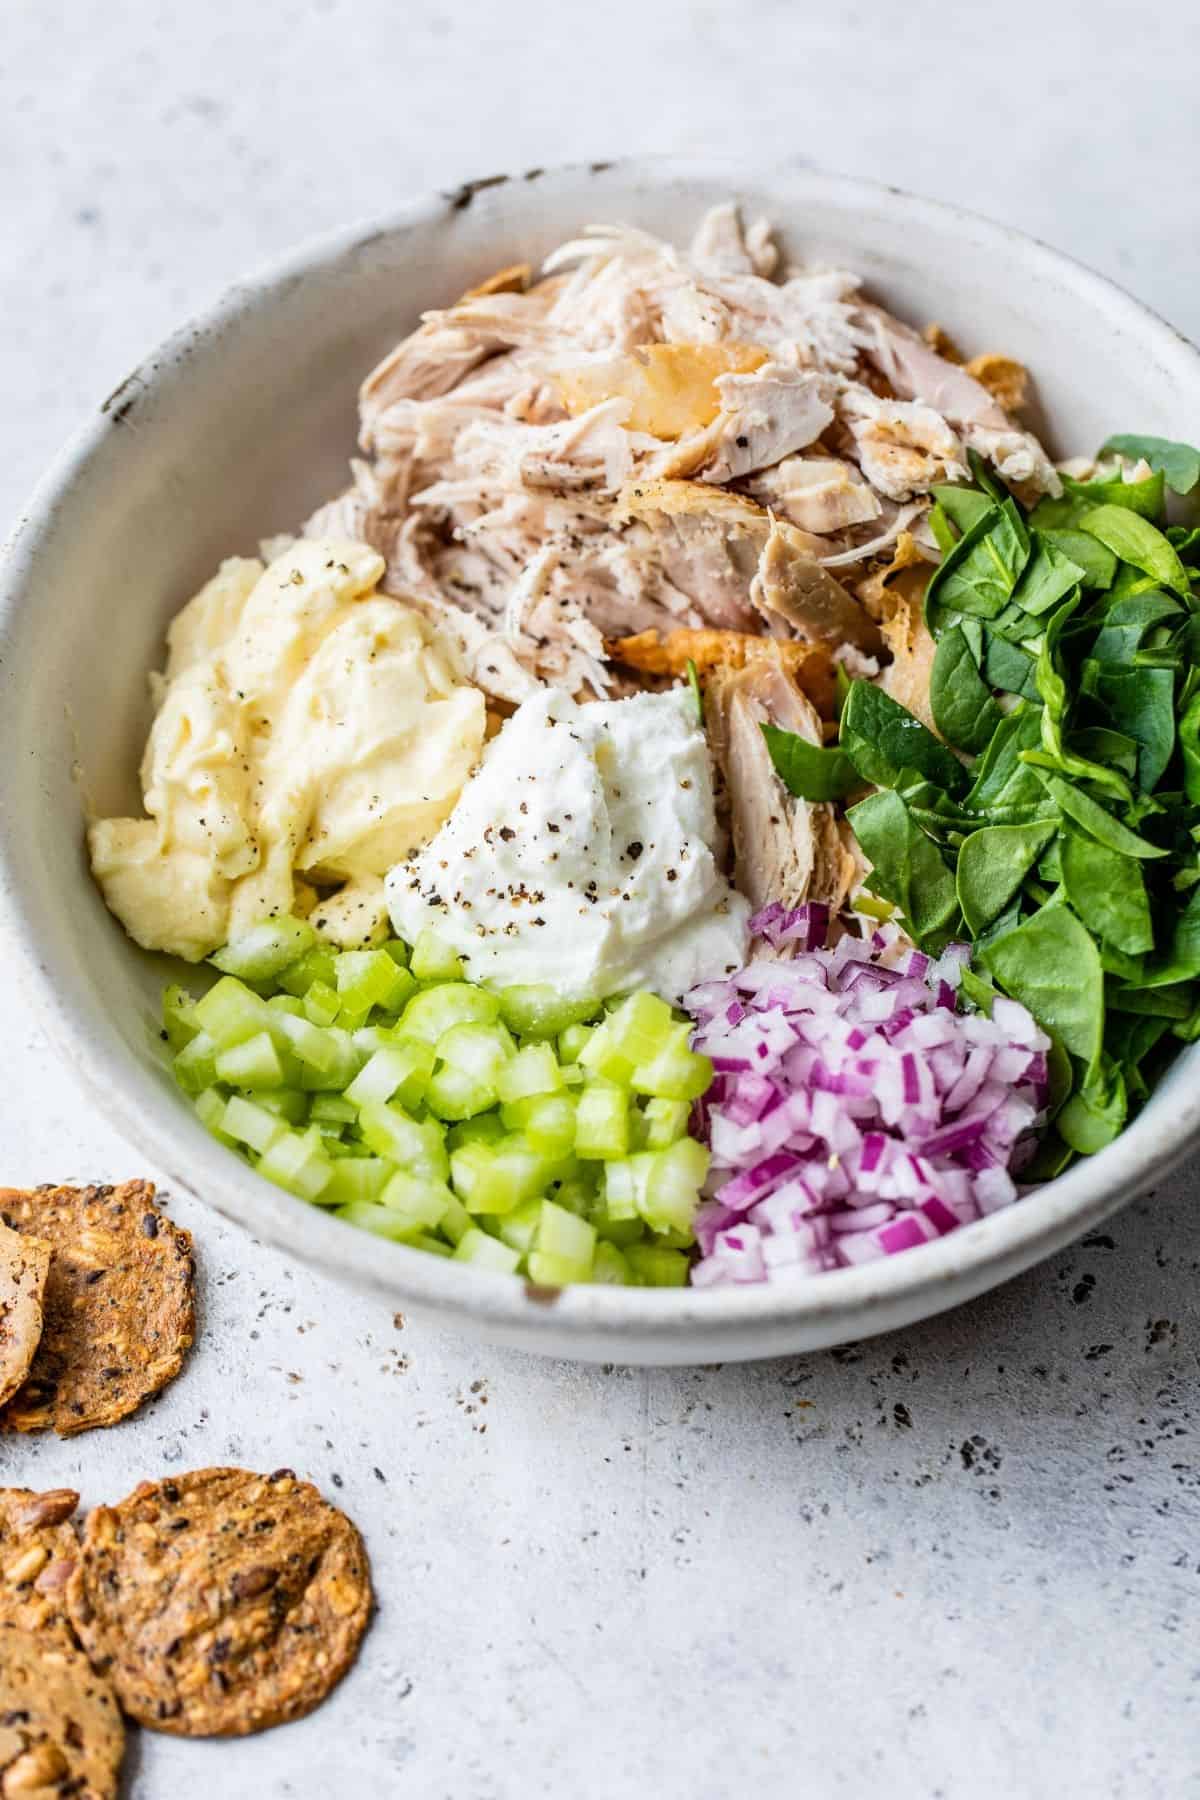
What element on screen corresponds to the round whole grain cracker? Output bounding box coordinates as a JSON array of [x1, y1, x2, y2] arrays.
[[0, 1221, 50, 1411], [67, 1467, 372, 1737], [0, 1181, 194, 1436], [0, 1621, 124, 1800], [0, 1487, 80, 1643]]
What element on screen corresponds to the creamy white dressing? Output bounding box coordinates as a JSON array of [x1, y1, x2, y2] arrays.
[[386, 687, 750, 1002]]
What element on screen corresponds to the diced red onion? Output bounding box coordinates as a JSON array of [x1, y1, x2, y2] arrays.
[[682, 913, 1050, 1288]]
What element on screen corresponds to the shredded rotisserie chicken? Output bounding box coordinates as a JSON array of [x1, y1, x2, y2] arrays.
[[305, 204, 1055, 927], [705, 651, 859, 924], [306, 204, 1057, 705]]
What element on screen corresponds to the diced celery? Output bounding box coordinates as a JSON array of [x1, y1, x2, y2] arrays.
[[438, 1191, 472, 1245], [194, 976, 273, 1050], [346, 1041, 436, 1112], [163, 984, 200, 1051], [426, 1023, 513, 1120], [547, 1176, 596, 1217], [557, 1022, 594, 1064], [577, 1016, 636, 1085], [334, 1201, 424, 1242], [335, 949, 412, 1016], [437, 1022, 514, 1081], [575, 1082, 630, 1159], [594, 1213, 645, 1247], [642, 1097, 692, 1149], [401, 983, 500, 1042], [276, 945, 338, 998], [214, 1031, 285, 1091], [450, 1137, 546, 1216], [497, 1042, 563, 1104], [641, 1136, 708, 1235], [410, 1232, 454, 1257], [379, 1171, 452, 1232], [267, 993, 305, 1018], [210, 915, 316, 982], [323, 1158, 395, 1208], [453, 1228, 521, 1273], [380, 967, 417, 1017], [625, 1243, 690, 1287], [299, 1040, 363, 1094], [526, 1251, 584, 1286], [223, 1094, 287, 1154], [648, 1226, 695, 1250], [426, 1066, 499, 1122], [536, 1198, 595, 1270], [494, 985, 598, 1040], [495, 1197, 544, 1256], [168, 932, 699, 1290], [173, 1031, 219, 1095], [194, 1085, 236, 1146], [302, 980, 341, 1027], [309, 1094, 358, 1124], [606, 990, 676, 1065], [601, 1155, 646, 1221], [270, 1012, 339, 1073], [357, 1103, 450, 1180], [410, 929, 465, 983], [251, 1088, 309, 1124], [258, 1126, 334, 1202], [501, 1092, 576, 1158], [630, 1023, 713, 1102], [447, 1113, 505, 1149], [590, 1241, 632, 1285]]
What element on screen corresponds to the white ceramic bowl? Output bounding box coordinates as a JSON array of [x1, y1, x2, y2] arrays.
[[3, 158, 1198, 1364]]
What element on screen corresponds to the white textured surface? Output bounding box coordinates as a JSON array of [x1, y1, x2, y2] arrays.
[[2, 3, 1199, 1794]]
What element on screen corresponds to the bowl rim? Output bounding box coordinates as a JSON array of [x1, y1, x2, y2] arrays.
[[4, 153, 1200, 1358]]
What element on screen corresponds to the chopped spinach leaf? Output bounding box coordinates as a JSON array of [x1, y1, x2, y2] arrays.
[[1060, 828, 1154, 955], [1098, 434, 1200, 498], [930, 626, 1003, 754], [1041, 528, 1117, 589], [840, 680, 967, 797], [980, 902, 1105, 1067], [1027, 771, 1167, 859], [924, 498, 1030, 627], [955, 820, 1057, 937], [1080, 505, 1191, 597], [846, 789, 960, 947], [761, 724, 857, 801], [1013, 535, 1084, 616], [1031, 468, 1165, 530]]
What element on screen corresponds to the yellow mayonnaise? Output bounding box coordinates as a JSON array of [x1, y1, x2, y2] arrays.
[[89, 538, 486, 960]]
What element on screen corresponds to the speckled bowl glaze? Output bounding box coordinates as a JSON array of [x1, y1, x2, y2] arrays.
[[2, 158, 1198, 1364]]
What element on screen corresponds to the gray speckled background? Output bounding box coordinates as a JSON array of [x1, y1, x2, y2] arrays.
[[3, 2, 1199, 1794]]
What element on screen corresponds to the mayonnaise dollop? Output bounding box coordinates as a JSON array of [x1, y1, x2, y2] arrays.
[[385, 686, 750, 1001], [89, 538, 486, 959]]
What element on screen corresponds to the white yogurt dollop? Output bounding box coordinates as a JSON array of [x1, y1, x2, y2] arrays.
[[385, 686, 750, 1002]]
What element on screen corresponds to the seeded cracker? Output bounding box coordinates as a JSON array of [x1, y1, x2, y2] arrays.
[[0, 1622, 124, 1799], [67, 1468, 373, 1736], [0, 1221, 50, 1409], [0, 1488, 80, 1642], [0, 1181, 195, 1435]]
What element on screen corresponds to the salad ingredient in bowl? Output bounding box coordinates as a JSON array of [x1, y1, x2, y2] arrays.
[[89, 539, 485, 959], [81, 196, 1200, 1293], [387, 684, 749, 1001], [162, 918, 712, 1288]]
